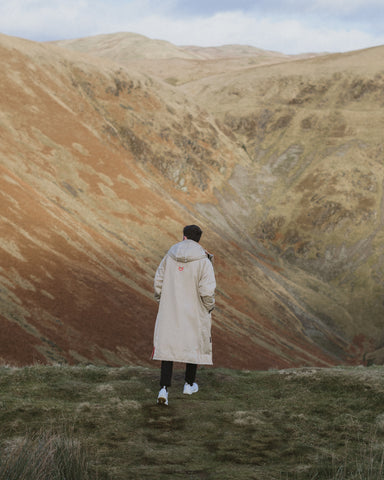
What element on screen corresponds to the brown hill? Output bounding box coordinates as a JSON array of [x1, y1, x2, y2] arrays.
[[0, 32, 378, 369], [52, 33, 320, 86], [52, 32, 199, 61], [181, 45, 384, 363]]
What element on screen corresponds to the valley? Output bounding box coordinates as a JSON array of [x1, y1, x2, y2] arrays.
[[0, 32, 383, 367]]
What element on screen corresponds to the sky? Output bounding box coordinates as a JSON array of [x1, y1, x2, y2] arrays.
[[1, 0, 384, 54]]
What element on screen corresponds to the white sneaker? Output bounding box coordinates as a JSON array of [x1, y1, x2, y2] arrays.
[[183, 382, 199, 395], [157, 387, 168, 405]]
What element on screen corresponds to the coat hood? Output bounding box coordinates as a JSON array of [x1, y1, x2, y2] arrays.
[[168, 239, 207, 263]]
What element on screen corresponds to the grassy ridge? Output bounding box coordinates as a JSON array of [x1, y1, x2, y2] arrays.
[[0, 364, 383, 479]]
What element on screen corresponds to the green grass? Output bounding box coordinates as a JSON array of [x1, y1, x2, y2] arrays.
[[0, 364, 383, 479]]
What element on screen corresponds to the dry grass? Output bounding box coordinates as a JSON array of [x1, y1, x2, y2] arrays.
[[0, 428, 92, 479]]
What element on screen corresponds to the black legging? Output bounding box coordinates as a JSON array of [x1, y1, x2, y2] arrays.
[[160, 361, 197, 388]]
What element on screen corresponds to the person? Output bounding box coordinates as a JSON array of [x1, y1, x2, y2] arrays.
[[152, 224, 216, 405]]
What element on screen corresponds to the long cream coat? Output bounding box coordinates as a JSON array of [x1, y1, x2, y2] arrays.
[[152, 239, 216, 364]]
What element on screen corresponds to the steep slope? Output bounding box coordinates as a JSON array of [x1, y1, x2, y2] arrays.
[[180, 46, 384, 362], [0, 33, 368, 368], [50, 32, 384, 363], [0, 36, 348, 368]]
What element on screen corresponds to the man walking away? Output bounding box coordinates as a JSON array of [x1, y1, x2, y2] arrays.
[[152, 225, 216, 405]]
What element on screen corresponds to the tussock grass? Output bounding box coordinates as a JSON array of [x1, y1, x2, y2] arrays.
[[0, 364, 383, 479], [0, 428, 92, 479]]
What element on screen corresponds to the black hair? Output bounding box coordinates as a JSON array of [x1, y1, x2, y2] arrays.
[[183, 225, 203, 243]]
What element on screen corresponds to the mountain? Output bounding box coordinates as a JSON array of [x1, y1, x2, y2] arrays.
[[52, 32, 199, 61], [51, 32, 321, 86], [0, 32, 381, 368], [180, 45, 384, 363]]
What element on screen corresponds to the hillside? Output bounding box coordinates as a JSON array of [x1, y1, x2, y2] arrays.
[[50, 34, 384, 364], [0, 31, 382, 367], [0, 33, 349, 369], [180, 45, 384, 359], [52, 32, 319, 86], [52, 32, 199, 61]]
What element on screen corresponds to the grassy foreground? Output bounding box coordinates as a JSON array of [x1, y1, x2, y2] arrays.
[[0, 364, 383, 479]]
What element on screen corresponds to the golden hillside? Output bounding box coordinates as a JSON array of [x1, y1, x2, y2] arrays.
[[182, 45, 384, 344], [52, 32, 318, 86], [0, 32, 380, 367]]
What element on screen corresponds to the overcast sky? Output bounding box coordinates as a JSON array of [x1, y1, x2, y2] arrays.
[[1, 0, 384, 54]]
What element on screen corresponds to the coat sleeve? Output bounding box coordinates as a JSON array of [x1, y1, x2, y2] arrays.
[[199, 258, 216, 313], [154, 255, 167, 302]]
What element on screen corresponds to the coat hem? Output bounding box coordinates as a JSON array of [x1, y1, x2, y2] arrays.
[[152, 354, 213, 365]]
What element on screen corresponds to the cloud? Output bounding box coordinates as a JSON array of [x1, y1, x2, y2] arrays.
[[309, 0, 384, 13], [0, 0, 383, 53], [0, 0, 90, 40], [170, 0, 384, 18], [0, 0, 177, 41], [125, 11, 384, 53]]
